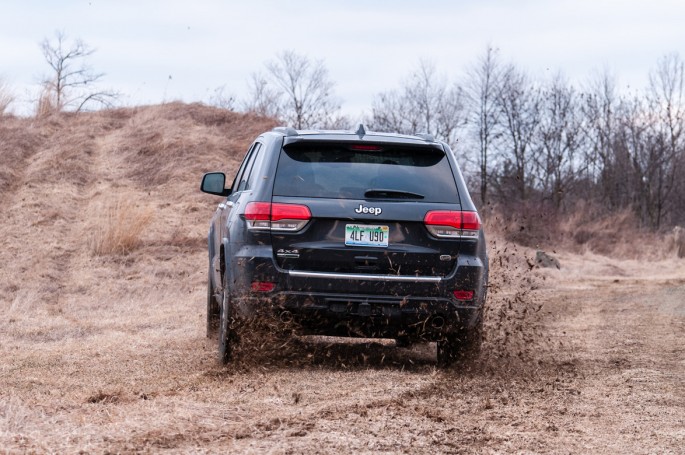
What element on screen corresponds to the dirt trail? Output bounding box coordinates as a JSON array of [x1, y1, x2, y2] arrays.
[[1, 249, 683, 453]]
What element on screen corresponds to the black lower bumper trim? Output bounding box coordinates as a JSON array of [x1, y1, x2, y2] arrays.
[[268, 291, 480, 340]]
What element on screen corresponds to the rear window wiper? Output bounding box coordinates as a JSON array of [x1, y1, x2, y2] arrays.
[[364, 189, 425, 200]]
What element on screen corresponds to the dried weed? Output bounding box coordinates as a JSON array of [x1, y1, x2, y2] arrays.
[[486, 201, 675, 260], [0, 78, 13, 115], [89, 197, 153, 255], [0, 397, 38, 434], [0, 119, 44, 196]]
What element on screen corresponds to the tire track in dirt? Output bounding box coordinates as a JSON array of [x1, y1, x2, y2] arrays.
[[0, 119, 47, 309], [569, 281, 685, 450], [35, 120, 107, 311], [2, 113, 126, 343], [0, 116, 88, 315]]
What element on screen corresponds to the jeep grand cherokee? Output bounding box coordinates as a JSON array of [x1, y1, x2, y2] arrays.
[[200, 126, 488, 366]]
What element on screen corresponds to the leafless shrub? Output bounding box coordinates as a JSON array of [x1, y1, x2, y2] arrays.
[[90, 198, 153, 255], [0, 117, 44, 195]]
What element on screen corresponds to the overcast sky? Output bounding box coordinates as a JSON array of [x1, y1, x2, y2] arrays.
[[1, 0, 683, 117]]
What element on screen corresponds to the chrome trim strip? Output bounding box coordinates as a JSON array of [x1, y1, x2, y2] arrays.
[[287, 270, 442, 283]]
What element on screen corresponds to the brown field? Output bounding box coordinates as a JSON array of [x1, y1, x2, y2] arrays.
[[1, 104, 683, 453]]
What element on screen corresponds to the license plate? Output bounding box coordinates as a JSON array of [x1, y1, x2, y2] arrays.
[[345, 224, 389, 247]]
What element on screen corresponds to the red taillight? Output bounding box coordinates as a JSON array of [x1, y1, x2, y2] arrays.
[[424, 211, 459, 228], [271, 203, 311, 221], [424, 211, 481, 239], [244, 202, 271, 221], [244, 202, 311, 231], [251, 281, 276, 292], [461, 212, 481, 230], [424, 211, 481, 229], [453, 290, 475, 301]]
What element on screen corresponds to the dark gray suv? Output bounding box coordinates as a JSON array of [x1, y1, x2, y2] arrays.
[[201, 126, 488, 366]]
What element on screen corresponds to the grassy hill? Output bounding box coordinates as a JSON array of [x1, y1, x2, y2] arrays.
[[1, 103, 277, 312]]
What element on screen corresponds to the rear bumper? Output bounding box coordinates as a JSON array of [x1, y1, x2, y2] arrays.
[[229, 244, 487, 340]]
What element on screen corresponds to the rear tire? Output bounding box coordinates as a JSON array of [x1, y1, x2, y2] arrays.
[[218, 288, 238, 364], [206, 269, 220, 339]]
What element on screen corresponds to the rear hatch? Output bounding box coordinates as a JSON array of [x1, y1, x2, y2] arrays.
[[270, 140, 464, 277]]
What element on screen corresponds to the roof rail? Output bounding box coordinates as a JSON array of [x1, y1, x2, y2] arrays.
[[414, 132, 435, 142], [272, 126, 299, 137]]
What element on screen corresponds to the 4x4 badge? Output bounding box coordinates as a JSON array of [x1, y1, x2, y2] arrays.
[[355, 204, 382, 215], [276, 248, 300, 258]]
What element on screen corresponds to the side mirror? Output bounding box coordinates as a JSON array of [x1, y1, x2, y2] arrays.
[[200, 172, 231, 196]]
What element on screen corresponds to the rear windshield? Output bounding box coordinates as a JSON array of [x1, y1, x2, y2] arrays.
[[273, 142, 459, 203]]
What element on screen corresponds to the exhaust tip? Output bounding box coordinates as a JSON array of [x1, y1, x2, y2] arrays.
[[431, 316, 445, 329], [279, 311, 293, 324]]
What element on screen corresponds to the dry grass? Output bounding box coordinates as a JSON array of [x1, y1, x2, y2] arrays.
[[107, 102, 277, 188], [89, 197, 154, 255], [34, 87, 59, 118], [0, 118, 44, 196], [484, 201, 677, 260]]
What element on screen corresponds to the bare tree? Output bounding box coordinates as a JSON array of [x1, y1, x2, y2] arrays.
[[242, 73, 283, 119], [39, 31, 117, 113], [465, 46, 505, 206], [576, 55, 685, 228], [404, 60, 467, 146], [536, 74, 585, 209], [649, 53, 684, 154], [369, 90, 418, 134], [321, 113, 352, 130], [645, 53, 685, 227], [495, 64, 541, 200], [368, 60, 466, 148], [434, 86, 468, 147], [246, 50, 340, 129], [580, 69, 619, 206], [612, 96, 660, 226]]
